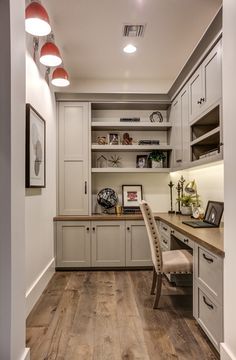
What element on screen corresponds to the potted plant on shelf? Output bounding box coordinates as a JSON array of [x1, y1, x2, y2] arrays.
[[148, 150, 166, 168]]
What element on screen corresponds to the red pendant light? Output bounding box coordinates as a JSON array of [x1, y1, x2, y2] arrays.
[[51, 67, 70, 87], [25, 1, 51, 36], [40, 42, 62, 67]]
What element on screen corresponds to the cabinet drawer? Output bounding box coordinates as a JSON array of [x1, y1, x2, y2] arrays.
[[196, 287, 222, 350], [159, 222, 170, 236], [171, 229, 194, 249], [160, 233, 169, 251], [196, 246, 223, 302]]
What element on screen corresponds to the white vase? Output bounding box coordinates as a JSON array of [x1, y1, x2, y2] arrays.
[[181, 206, 192, 215], [151, 159, 163, 168]]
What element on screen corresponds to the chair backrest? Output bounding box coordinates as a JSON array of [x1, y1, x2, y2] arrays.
[[139, 200, 163, 274]]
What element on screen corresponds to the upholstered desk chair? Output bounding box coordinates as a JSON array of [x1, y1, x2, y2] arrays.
[[140, 200, 193, 309]]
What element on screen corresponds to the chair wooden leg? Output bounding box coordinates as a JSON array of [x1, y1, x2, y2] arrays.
[[153, 274, 162, 309], [151, 268, 157, 295]]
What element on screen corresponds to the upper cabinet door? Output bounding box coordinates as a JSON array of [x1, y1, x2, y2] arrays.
[[58, 102, 90, 215], [180, 86, 190, 165], [189, 68, 202, 123], [170, 97, 182, 168], [201, 39, 222, 114]]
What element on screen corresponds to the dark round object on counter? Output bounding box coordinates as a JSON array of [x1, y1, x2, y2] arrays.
[[97, 188, 118, 210]]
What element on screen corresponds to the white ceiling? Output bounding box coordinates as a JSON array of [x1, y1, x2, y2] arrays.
[[44, 0, 222, 91]]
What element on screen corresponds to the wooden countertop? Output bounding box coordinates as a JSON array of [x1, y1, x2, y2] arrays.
[[54, 213, 224, 257]]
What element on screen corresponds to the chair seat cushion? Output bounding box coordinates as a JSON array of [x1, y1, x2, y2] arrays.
[[162, 249, 193, 274]]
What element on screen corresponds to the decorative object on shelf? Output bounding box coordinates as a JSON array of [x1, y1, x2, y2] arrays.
[[96, 155, 108, 168], [136, 155, 148, 168], [185, 180, 199, 206], [115, 205, 122, 215], [122, 185, 143, 213], [122, 132, 133, 145], [108, 133, 119, 145], [148, 150, 166, 168], [192, 206, 204, 219], [25, 103, 46, 188], [176, 182, 181, 214], [108, 155, 122, 167], [168, 181, 175, 214], [149, 111, 163, 123], [120, 118, 140, 122], [97, 136, 107, 145], [97, 188, 118, 213], [138, 140, 160, 145], [179, 175, 186, 200]]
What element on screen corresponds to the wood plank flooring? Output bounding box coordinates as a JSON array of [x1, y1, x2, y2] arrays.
[[26, 271, 219, 360]]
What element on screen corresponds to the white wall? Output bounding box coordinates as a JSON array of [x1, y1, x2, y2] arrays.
[[170, 162, 224, 211], [221, 1, 236, 359], [0, 0, 28, 359], [92, 173, 171, 213], [25, 41, 56, 315]]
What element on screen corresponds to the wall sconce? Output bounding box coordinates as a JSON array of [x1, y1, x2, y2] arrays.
[[25, 1, 51, 36], [51, 67, 70, 87]]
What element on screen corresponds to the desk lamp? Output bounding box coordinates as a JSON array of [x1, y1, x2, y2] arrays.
[[185, 180, 199, 206]]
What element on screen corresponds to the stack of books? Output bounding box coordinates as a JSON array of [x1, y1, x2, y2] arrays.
[[138, 140, 160, 145]]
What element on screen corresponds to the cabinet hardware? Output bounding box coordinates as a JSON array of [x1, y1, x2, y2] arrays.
[[200, 97, 205, 103], [127, 227, 130, 231], [203, 253, 214, 263], [176, 159, 182, 163], [203, 296, 214, 310], [163, 239, 168, 244], [184, 239, 189, 243], [171, 230, 175, 234], [92, 227, 95, 231], [86, 227, 90, 231], [220, 142, 224, 147], [163, 226, 167, 231], [197, 99, 201, 104], [85, 181, 87, 194]]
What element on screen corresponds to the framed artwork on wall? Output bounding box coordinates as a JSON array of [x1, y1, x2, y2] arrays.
[[25, 103, 46, 188]]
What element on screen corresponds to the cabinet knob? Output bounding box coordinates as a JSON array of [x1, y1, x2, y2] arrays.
[[184, 238, 189, 244], [92, 227, 95, 231], [197, 99, 201, 104], [200, 97, 205, 103], [127, 227, 130, 231], [86, 227, 89, 231], [171, 230, 175, 235]]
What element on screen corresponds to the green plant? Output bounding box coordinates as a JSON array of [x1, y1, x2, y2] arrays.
[[177, 194, 198, 207], [148, 150, 166, 162]]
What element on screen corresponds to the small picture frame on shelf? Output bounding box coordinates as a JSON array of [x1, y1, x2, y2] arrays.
[[108, 133, 119, 145], [122, 185, 143, 209], [136, 155, 148, 168]]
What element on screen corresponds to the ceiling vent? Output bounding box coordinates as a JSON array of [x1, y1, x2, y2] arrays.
[[123, 24, 146, 37]]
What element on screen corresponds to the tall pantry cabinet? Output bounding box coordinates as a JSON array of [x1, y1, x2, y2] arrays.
[[58, 102, 90, 215]]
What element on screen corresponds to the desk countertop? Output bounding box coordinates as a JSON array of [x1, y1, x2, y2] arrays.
[[54, 212, 224, 257]]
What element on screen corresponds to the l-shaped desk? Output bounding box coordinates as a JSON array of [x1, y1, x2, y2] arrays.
[[54, 212, 224, 351]]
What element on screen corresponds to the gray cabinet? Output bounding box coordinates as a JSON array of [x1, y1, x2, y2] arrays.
[[125, 220, 152, 266], [193, 243, 223, 351], [58, 102, 90, 215], [56, 221, 91, 267], [91, 221, 125, 267], [189, 40, 222, 123]]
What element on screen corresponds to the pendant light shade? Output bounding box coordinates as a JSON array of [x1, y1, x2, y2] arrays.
[[40, 42, 62, 67], [51, 68, 70, 87], [25, 1, 51, 36]]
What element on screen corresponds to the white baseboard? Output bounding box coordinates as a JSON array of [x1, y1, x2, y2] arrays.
[[26, 258, 55, 317], [221, 343, 236, 360], [20, 348, 30, 360]]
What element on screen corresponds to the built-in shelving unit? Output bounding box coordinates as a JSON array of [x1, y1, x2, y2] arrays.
[[190, 105, 222, 162], [91, 122, 172, 131], [91, 144, 172, 151], [91, 167, 170, 173]]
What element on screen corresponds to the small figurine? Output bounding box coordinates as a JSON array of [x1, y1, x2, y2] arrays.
[[122, 132, 133, 145], [108, 155, 122, 167], [97, 136, 107, 145], [96, 155, 108, 168]]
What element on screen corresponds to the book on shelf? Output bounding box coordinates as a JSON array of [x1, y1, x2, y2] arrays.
[[120, 118, 140, 122], [138, 140, 160, 145]]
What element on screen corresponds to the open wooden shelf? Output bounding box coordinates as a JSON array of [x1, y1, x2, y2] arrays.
[[91, 144, 172, 152], [91, 121, 172, 131]]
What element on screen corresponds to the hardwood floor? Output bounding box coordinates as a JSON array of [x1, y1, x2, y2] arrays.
[[26, 271, 219, 360]]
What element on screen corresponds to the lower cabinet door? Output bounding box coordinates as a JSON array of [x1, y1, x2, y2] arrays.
[[194, 285, 223, 351], [91, 221, 125, 267], [126, 221, 152, 266], [56, 221, 91, 267]]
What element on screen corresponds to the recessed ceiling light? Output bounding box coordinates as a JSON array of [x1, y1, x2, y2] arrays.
[[123, 44, 137, 53]]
